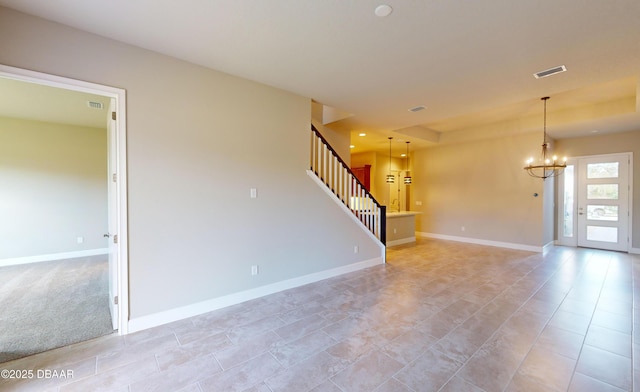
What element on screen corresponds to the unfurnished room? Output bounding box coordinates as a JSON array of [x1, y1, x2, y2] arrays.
[[0, 1, 639, 391]]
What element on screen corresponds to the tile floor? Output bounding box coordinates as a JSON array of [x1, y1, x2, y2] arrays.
[[1, 238, 639, 392]]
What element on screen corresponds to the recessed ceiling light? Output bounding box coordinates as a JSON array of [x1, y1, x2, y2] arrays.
[[375, 4, 393, 17], [359, 133, 367, 137]]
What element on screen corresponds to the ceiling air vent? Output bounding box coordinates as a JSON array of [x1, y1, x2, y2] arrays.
[[87, 101, 104, 109], [533, 65, 567, 79], [408, 105, 426, 113]]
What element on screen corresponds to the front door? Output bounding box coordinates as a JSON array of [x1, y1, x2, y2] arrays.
[[576, 154, 630, 251]]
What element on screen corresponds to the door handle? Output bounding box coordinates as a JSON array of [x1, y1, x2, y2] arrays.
[[104, 233, 111, 238]]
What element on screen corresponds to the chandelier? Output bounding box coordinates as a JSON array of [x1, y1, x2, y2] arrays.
[[524, 96, 566, 179]]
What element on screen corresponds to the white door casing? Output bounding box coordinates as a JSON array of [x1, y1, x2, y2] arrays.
[[0, 64, 130, 334], [107, 98, 118, 330]]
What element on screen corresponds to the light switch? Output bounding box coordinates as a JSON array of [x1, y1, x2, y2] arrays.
[[250, 188, 257, 199]]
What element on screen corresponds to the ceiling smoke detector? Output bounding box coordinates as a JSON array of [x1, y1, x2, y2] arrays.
[[408, 105, 426, 113], [375, 4, 393, 17], [87, 101, 104, 109], [533, 65, 567, 79]]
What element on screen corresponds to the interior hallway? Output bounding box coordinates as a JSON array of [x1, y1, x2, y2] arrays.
[[1, 238, 638, 392]]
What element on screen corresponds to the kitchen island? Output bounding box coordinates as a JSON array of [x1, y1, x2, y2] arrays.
[[386, 211, 419, 246]]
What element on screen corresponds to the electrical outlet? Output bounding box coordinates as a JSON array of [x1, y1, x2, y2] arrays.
[[250, 188, 257, 199], [251, 265, 259, 275], [77, 236, 84, 244], [393, 228, 397, 234], [354, 245, 359, 254], [415, 201, 422, 206], [461, 226, 466, 232]]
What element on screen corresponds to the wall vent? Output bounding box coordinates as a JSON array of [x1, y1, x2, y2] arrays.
[[534, 65, 567, 79], [408, 105, 426, 113], [87, 101, 104, 109]]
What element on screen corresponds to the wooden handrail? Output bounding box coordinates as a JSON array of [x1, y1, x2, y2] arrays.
[[310, 125, 386, 244], [311, 126, 385, 207]]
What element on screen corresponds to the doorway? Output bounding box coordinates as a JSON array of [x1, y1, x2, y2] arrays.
[[557, 153, 632, 251], [0, 64, 129, 334]]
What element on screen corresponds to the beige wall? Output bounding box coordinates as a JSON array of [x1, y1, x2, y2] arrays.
[[322, 124, 351, 166], [0, 117, 107, 259], [0, 7, 381, 320], [351, 152, 408, 208], [311, 103, 351, 166], [411, 133, 547, 247], [556, 130, 640, 249], [403, 129, 640, 249], [351, 151, 378, 199]]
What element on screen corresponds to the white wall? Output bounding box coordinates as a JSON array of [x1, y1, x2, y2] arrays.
[[0, 7, 382, 324], [0, 117, 107, 260]]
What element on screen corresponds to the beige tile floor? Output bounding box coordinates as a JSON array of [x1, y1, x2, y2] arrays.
[[2, 238, 639, 392]]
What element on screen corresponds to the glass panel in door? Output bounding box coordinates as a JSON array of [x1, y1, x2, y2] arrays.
[[577, 155, 629, 251], [562, 165, 575, 238]]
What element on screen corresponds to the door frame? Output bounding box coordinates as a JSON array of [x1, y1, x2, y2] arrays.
[[557, 152, 633, 252], [0, 64, 130, 334]]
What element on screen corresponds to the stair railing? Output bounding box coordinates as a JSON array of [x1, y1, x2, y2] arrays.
[[310, 125, 386, 244]]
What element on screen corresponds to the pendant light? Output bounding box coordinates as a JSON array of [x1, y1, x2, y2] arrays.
[[524, 97, 567, 179], [404, 141, 412, 184], [386, 137, 394, 183]]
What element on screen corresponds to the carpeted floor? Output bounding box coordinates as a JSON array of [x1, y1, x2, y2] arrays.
[[0, 255, 114, 363]]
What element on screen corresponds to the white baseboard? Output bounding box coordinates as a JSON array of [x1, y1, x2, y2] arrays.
[[416, 232, 543, 252], [630, 247, 640, 255], [387, 237, 416, 247], [542, 241, 555, 254], [127, 256, 384, 333], [0, 248, 109, 267]]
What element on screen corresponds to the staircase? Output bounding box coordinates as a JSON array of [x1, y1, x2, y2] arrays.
[[310, 126, 386, 244]]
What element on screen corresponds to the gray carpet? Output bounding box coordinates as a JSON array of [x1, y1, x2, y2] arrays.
[[0, 255, 114, 363]]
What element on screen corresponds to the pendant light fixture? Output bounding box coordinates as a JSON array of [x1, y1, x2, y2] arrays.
[[404, 141, 412, 184], [386, 137, 395, 183], [524, 96, 567, 179]]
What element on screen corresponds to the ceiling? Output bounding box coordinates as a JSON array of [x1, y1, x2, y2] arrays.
[[0, 77, 110, 128], [1, 0, 639, 155]]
